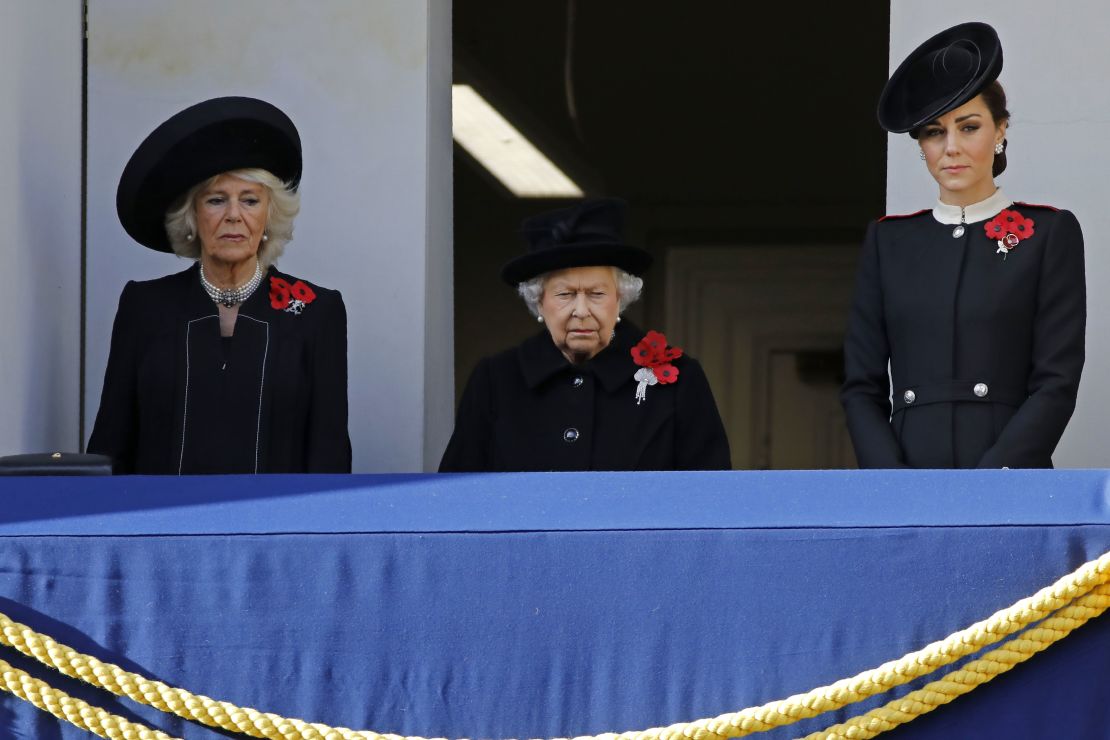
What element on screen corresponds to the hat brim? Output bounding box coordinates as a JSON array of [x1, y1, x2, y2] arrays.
[[500, 243, 652, 285], [877, 22, 1002, 134], [116, 97, 302, 252]]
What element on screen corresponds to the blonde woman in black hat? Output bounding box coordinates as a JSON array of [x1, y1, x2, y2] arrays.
[[88, 97, 351, 474], [439, 198, 730, 472], [841, 22, 1085, 469]]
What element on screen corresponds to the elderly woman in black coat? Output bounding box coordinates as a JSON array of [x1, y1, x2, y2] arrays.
[[841, 23, 1085, 469], [439, 199, 730, 472], [88, 97, 350, 473]]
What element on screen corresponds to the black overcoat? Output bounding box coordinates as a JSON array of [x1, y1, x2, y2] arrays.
[[88, 263, 351, 473], [841, 200, 1085, 468], [439, 323, 731, 471]]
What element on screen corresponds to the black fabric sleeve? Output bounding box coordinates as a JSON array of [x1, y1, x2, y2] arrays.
[[978, 210, 1086, 468], [438, 358, 495, 472], [305, 290, 352, 472], [87, 282, 140, 472], [840, 222, 908, 468], [674, 357, 731, 470]]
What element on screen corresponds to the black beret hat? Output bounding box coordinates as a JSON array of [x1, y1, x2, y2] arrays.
[[878, 22, 1003, 134], [500, 198, 652, 285], [116, 96, 302, 252]]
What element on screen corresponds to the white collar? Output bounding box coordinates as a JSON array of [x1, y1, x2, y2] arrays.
[[931, 189, 1013, 225]]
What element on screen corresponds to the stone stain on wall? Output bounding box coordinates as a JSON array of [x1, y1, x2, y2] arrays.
[[89, 1, 426, 91]]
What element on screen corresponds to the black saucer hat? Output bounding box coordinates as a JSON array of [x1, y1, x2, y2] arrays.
[[500, 198, 652, 285], [116, 96, 302, 252], [877, 22, 1003, 134]]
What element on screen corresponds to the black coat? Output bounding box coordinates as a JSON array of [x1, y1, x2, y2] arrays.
[[841, 202, 1085, 468], [88, 263, 351, 473], [439, 323, 731, 471]]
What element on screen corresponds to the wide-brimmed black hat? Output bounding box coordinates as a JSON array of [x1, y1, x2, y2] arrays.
[[877, 22, 1003, 134], [116, 96, 302, 252], [500, 198, 652, 285]]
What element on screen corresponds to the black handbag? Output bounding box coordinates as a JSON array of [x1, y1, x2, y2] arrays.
[[0, 453, 114, 476]]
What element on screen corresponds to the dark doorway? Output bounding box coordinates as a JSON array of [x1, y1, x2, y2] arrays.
[[452, 1, 890, 468]]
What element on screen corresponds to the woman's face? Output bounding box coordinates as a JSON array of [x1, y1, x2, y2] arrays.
[[918, 94, 1006, 206], [194, 173, 270, 266], [539, 266, 621, 364]]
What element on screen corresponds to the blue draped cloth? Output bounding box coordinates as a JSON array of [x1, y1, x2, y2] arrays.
[[1, 470, 1108, 739]]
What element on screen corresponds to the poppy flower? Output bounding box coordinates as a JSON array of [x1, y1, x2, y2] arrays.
[[291, 280, 317, 303], [653, 363, 679, 384], [269, 276, 292, 310], [983, 209, 1035, 243], [631, 345, 655, 365]]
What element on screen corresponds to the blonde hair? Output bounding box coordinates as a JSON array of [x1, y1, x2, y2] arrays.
[[163, 168, 300, 269]]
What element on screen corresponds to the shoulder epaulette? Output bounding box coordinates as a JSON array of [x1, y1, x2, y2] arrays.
[[878, 209, 930, 222], [1012, 201, 1060, 212]]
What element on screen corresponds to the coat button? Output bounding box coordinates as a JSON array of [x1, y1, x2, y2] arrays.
[[563, 427, 579, 443], [903, 389, 916, 404], [572, 376, 584, 388], [973, 382, 989, 398]]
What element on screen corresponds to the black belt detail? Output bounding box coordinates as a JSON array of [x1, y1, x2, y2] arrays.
[[892, 381, 1026, 413]]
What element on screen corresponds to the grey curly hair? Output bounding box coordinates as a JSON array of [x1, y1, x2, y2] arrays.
[[516, 267, 644, 318], [163, 168, 300, 270]]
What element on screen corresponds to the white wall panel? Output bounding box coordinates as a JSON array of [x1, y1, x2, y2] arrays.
[[0, 3, 82, 456], [85, 0, 453, 472], [889, 2, 1109, 466]]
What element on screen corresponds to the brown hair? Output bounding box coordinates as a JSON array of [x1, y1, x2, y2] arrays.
[[980, 81, 1010, 176], [909, 81, 1011, 176]]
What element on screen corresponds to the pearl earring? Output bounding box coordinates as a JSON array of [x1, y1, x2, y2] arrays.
[[616, 316, 622, 323], [537, 315, 544, 323], [262, 232, 269, 242], [994, 141, 1005, 155], [185, 232, 194, 242]]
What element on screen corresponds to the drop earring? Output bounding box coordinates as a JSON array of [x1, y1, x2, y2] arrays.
[[919, 150, 926, 160], [994, 141, 1005, 155]]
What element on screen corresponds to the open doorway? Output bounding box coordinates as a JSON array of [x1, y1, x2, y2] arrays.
[[452, 0, 890, 469]]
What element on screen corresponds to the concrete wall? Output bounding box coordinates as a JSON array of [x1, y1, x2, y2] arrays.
[[889, 3, 1109, 466], [84, 0, 452, 472], [0, 3, 82, 457]]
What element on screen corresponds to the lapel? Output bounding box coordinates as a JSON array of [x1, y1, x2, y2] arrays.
[[517, 329, 571, 389], [515, 322, 640, 393], [590, 322, 640, 393]]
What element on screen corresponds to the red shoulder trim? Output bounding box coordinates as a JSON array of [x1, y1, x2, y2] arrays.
[[878, 209, 929, 222], [1012, 201, 1060, 212]]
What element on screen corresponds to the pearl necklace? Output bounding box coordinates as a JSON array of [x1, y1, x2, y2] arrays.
[[199, 262, 263, 307]]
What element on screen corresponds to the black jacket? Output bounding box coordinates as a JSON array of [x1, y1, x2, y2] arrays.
[[439, 323, 731, 471], [841, 201, 1085, 468], [88, 263, 351, 473]]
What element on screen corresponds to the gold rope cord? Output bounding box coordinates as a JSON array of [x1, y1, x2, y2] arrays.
[[0, 550, 1107, 740], [0, 656, 177, 739], [801, 583, 1110, 739]]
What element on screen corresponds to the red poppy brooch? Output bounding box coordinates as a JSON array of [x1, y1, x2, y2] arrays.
[[983, 209, 1035, 259], [630, 330, 683, 404], [269, 276, 317, 315]]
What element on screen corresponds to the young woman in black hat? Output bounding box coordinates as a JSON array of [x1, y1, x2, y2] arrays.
[[88, 97, 351, 473], [841, 22, 1085, 468], [439, 198, 730, 472]]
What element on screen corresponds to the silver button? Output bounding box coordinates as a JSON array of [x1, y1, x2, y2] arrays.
[[563, 427, 579, 443], [903, 389, 916, 404], [572, 376, 584, 388], [973, 382, 989, 398]]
